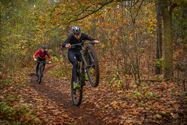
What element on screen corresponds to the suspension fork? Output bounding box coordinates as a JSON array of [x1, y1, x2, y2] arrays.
[[87, 50, 95, 67], [80, 50, 88, 69], [80, 50, 93, 84]]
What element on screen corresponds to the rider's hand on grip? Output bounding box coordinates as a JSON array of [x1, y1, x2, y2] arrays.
[[65, 43, 71, 48], [94, 40, 100, 44]]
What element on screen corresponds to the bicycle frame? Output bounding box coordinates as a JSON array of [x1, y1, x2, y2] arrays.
[[35, 60, 49, 84], [65, 41, 99, 106], [71, 42, 95, 85]]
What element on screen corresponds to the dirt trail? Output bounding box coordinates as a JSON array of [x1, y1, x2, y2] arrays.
[[16, 64, 181, 125], [26, 65, 117, 125]]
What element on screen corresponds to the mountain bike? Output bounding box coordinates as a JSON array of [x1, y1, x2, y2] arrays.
[[68, 41, 100, 106], [35, 61, 50, 84]]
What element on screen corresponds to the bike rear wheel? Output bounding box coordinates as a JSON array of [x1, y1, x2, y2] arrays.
[[86, 45, 100, 87], [71, 63, 84, 106]]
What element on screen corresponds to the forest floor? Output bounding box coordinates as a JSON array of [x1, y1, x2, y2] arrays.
[[0, 63, 186, 125]]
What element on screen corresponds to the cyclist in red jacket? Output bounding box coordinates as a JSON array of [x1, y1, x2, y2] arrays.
[[33, 45, 51, 75]]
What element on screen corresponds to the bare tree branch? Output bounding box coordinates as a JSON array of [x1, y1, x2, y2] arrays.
[[68, 0, 114, 23], [129, 0, 144, 24]]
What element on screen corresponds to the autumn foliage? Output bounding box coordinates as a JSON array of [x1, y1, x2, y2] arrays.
[[0, 0, 186, 124]]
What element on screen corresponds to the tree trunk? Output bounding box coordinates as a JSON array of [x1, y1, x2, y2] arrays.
[[161, 0, 173, 80], [155, 0, 162, 74]]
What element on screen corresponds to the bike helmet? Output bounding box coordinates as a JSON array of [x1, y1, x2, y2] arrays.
[[41, 45, 48, 49], [71, 26, 81, 35]]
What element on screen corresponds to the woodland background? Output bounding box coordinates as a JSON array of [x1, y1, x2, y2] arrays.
[[0, 0, 187, 124]]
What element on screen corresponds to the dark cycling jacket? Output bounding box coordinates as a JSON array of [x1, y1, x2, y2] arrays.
[[62, 33, 95, 51], [33, 49, 51, 60]]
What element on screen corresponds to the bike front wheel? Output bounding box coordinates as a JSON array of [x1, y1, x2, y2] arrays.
[[86, 45, 100, 87], [71, 64, 83, 106]]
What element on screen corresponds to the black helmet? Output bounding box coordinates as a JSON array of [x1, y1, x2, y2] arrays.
[[71, 26, 81, 35]]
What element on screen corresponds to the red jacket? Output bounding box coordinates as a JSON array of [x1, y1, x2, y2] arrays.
[[33, 49, 51, 60]]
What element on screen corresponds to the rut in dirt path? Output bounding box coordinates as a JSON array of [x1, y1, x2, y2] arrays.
[[29, 69, 111, 125]]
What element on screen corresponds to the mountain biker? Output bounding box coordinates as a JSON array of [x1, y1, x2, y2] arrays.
[[62, 26, 99, 89], [33, 45, 51, 76]]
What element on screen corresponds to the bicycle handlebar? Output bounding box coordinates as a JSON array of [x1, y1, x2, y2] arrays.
[[63, 41, 95, 49], [35, 60, 51, 64], [71, 43, 83, 48]]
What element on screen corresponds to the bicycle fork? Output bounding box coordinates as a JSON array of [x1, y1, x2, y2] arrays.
[[80, 51, 93, 85]]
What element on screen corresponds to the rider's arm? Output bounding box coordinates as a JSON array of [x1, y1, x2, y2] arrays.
[[47, 52, 51, 60], [82, 33, 95, 41], [62, 35, 71, 48], [82, 33, 100, 44], [33, 49, 40, 59]]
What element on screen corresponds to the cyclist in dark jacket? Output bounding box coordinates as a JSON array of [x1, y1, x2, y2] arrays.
[[62, 26, 99, 89]]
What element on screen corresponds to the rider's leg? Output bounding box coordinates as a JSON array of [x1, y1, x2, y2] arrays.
[[42, 59, 46, 72], [68, 50, 78, 83], [36, 57, 45, 76], [43, 64, 46, 74], [36, 63, 39, 76]]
